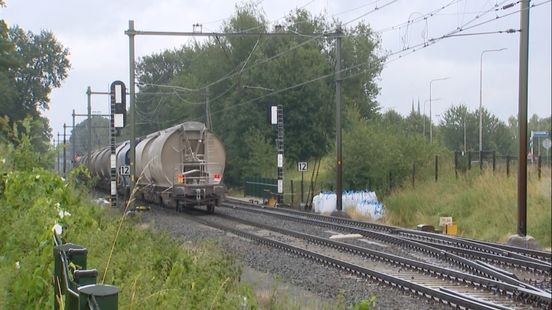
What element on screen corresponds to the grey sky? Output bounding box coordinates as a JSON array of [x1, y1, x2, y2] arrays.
[[1, 0, 550, 140]]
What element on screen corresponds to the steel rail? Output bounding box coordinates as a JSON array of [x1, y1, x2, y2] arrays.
[[465, 238, 551, 263], [403, 237, 551, 274], [220, 202, 547, 292], [186, 214, 510, 310], [223, 198, 551, 265], [215, 212, 551, 308], [395, 229, 551, 266]]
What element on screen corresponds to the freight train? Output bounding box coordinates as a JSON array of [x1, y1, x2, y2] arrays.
[[78, 121, 225, 213]]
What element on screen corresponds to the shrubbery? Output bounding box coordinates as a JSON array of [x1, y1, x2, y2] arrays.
[[0, 135, 255, 308]]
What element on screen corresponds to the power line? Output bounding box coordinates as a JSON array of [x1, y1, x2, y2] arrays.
[[137, 0, 549, 127], [343, 0, 402, 25], [192, 0, 550, 120]]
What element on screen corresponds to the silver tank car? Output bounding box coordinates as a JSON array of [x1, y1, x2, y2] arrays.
[[79, 121, 225, 213], [136, 121, 225, 213]]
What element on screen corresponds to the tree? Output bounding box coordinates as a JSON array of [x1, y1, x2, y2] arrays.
[[439, 105, 514, 155], [133, 6, 384, 186], [440, 105, 475, 152], [0, 23, 70, 146], [0, 21, 18, 125], [327, 104, 437, 192]]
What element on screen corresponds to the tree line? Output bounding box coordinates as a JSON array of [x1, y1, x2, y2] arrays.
[[2, 2, 549, 192]]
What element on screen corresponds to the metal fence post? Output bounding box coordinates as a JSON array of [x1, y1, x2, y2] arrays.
[[454, 152, 458, 179], [492, 151, 496, 173], [78, 284, 119, 310], [290, 180, 294, 205], [507, 155, 511, 177], [538, 155, 542, 179], [54, 243, 88, 309]]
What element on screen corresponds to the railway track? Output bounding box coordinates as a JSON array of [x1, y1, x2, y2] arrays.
[[222, 199, 552, 277], [225, 197, 550, 263], [222, 198, 551, 292], [178, 208, 550, 309]]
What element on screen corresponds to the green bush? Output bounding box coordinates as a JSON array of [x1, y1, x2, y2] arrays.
[[0, 144, 256, 308]]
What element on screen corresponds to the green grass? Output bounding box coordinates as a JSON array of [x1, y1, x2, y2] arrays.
[[383, 168, 551, 248]]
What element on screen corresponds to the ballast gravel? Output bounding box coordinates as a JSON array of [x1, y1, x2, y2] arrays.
[[138, 205, 447, 309]]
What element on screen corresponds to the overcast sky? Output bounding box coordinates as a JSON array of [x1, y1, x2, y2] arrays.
[[1, 0, 550, 141]]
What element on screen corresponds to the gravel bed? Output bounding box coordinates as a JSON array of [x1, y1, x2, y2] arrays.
[[136, 204, 447, 309], [216, 206, 461, 272]]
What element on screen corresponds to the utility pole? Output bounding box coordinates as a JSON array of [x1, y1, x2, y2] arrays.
[[205, 86, 211, 130], [463, 115, 467, 153], [335, 25, 343, 212], [63, 123, 67, 177], [516, 0, 530, 238], [128, 20, 137, 208], [57, 132, 61, 173], [87, 87, 92, 159], [72, 109, 76, 164]]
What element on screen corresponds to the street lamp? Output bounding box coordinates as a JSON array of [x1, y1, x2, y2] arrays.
[[479, 48, 506, 152], [429, 77, 449, 143], [422, 98, 440, 138]]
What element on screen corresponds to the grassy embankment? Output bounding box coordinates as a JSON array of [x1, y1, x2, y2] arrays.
[[280, 158, 550, 248], [0, 163, 257, 309], [0, 161, 372, 309], [382, 168, 551, 248]]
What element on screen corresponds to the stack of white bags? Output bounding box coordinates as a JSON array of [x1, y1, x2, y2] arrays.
[[312, 191, 384, 220]]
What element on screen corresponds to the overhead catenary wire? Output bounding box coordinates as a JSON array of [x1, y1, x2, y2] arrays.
[[137, 0, 548, 127], [189, 0, 549, 121], [136, 0, 433, 106]]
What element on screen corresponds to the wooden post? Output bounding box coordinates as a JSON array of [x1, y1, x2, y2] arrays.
[[434, 155, 439, 182]]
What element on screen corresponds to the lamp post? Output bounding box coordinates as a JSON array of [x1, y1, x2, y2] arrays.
[[479, 48, 506, 152], [423, 98, 441, 138], [429, 77, 449, 143]]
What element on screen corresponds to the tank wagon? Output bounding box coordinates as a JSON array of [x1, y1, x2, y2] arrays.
[[79, 121, 225, 213]]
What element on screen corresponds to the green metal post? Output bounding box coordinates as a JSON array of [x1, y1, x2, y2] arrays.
[[79, 284, 119, 310]]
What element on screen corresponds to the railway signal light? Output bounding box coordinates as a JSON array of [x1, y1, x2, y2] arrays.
[[110, 81, 127, 131]]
